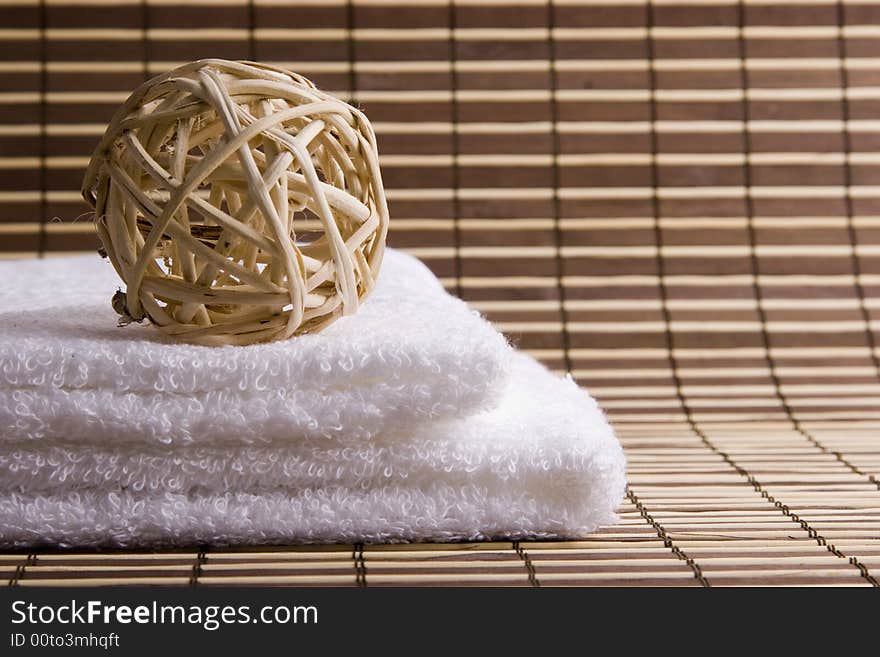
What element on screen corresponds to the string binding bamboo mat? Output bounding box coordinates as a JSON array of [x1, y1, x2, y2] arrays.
[[2, 0, 880, 586]]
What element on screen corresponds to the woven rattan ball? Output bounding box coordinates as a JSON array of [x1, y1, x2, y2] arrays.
[[82, 59, 389, 346]]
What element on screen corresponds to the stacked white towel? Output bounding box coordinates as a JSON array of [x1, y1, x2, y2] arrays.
[[0, 249, 625, 547]]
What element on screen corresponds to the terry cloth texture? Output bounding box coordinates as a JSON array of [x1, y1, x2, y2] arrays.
[[0, 249, 510, 445], [0, 249, 625, 547]]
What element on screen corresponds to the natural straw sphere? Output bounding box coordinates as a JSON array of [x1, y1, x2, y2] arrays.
[[82, 59, 389, 346]]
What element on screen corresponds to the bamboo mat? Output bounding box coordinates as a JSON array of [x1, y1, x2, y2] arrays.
[[2, 0, 880, 586]]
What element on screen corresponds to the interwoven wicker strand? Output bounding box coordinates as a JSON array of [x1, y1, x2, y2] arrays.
[[82, 59, 389, 346]]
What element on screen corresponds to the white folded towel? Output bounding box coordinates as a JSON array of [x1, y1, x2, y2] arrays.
[[0, 353, 625, 546], [0, 249, 509, 445], [0, 249, 625, 547]]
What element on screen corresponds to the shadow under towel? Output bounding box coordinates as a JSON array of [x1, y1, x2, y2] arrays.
[[0, 249, 625, 547]]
